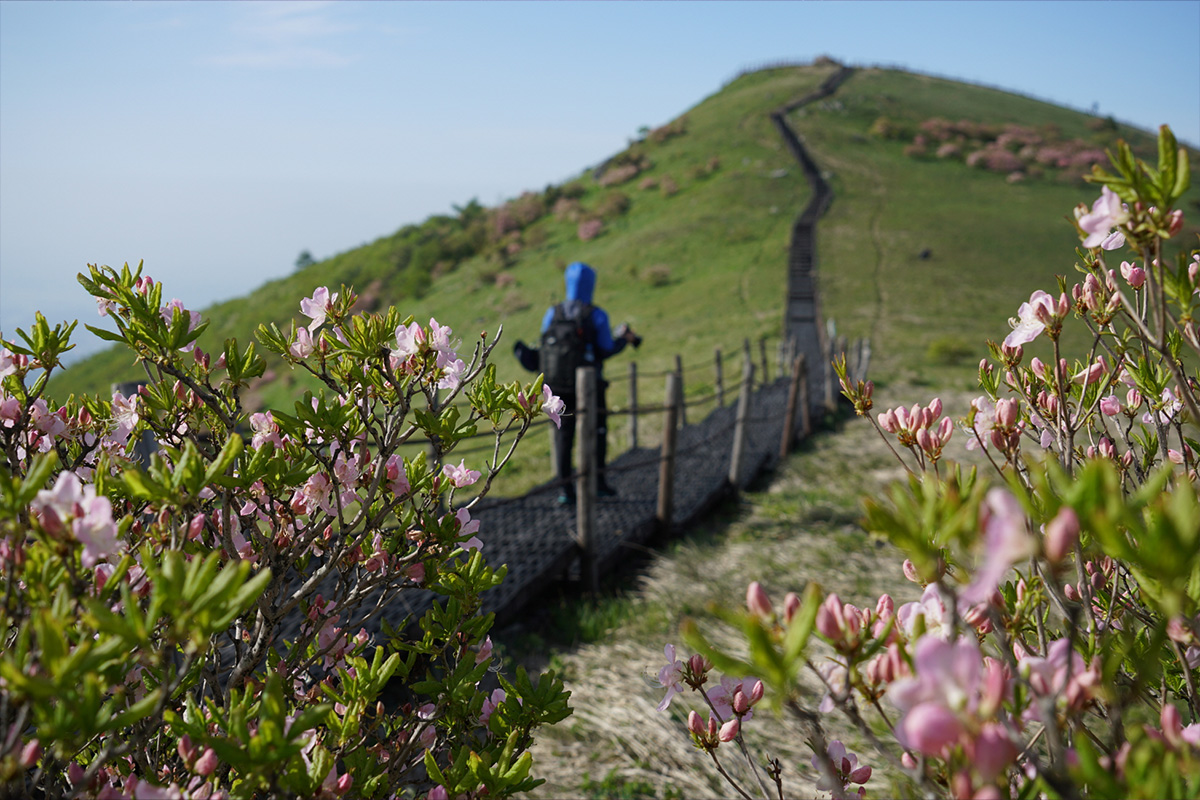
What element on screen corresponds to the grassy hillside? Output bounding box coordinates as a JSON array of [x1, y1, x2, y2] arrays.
[[48, 62, 1200, 495]]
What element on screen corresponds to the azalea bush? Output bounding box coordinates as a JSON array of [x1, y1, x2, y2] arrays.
[[0, 270, 571, 798], [660, 125, 1200, 799]]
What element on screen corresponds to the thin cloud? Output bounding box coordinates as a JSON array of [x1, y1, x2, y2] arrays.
[[203, 2, 358, 69]]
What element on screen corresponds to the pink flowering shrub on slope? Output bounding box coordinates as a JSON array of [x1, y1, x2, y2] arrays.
[[0, 268, 570, 797], [668, 126, 1200, 800]]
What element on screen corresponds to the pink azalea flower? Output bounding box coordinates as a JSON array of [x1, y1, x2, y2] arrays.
[[437, 358, 467, 391], [72, 491, 121, 568], [455, 507, 482, 551], [290, 326, 314, 359], [889, 636, 997, 757], [392, 321, 423, 362], [961, 488, 1035, 605], [541, 385, 565, 429], [1078, 186, 1129, 249], [442, 460, 481, 488], [1003, 290, 1057, 348], [897, 584, 953, 640], [479, 688, 505, 726], [813, 740, 872, 797], [386, 454, 410, 497], [656, 644, 686, 711], [0, 347, 15, 379], [300, 287, 337, 333]]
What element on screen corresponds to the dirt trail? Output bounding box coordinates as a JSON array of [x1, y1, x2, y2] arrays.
[[512, 385, 972, 798]]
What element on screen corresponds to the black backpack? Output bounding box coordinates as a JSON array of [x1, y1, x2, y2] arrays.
[[539, 302, 593, 392]]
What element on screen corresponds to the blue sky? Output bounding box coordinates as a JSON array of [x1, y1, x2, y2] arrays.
[[2, 1, 1198, 362]]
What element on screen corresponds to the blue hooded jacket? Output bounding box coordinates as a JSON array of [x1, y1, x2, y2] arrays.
[[541, 262, 626, 368]]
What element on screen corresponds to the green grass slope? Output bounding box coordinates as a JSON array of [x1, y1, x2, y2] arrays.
[[48, 62, 1199, 494]]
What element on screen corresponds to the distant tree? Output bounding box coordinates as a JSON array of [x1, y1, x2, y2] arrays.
[[295, 249, 316, 271]]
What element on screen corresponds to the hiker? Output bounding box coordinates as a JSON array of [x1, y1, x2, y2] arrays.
[[540, 261, 639, 504]]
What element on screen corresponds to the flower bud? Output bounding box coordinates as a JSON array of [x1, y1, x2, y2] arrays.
[[732, 689, 750, 715], [926, 397, 942, 420], [746, 679, 764, 705], [902, 559, 921, 584], [177, 735, 197, 767], [746, 582, 772, 618], [19, 739, 41, 769], [783, 591, 801, 625], [1045, 507, 1080, 565], [687, 710, 704, 737], [877, 409, 898, 433], [195, 748, 218, 777], [1167, 209, 1184, 237], [336, 773, 353, 794], [718, 718, 740, 742], [995, 398, 1018, 428]]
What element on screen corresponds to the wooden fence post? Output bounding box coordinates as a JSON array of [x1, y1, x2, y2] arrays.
[[657, 373, 680, 533], [759, 337, 770, 383], [714, 347, 725, 407], [628, 361, 638, 450], [113, 381, 156, 466], [823, 333, 837, 413], [776, 339, 785, 378], [576, 366, 598, 593], [742, 338, 753, 390], [674, 354, 687, 426], [729, 360, 754, 488], [780, 355, 804, 459]]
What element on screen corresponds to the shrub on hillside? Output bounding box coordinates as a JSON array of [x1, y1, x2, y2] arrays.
[[577, 218, 604, 241], [647, 116, 687, 144], [593, 191, 631, 220], [597, 163, 641, 187], [638, 176, 659, 191], [553, 197, 582, 222], [659, 176, 680, 197], [0, 270, 572, 798]]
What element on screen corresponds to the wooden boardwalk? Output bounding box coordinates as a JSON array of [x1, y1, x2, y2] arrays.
[[376, 377, 794, 631]]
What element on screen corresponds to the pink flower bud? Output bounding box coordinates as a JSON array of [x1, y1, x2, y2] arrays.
[[19, 739, 40, 769], [937, 416, 953, 442], [687, 710, 705, 737], [746, 582, 772, 618], [878, 409, 898, 433], [1044, 507, 1079, 565], [995, 397, 1018, 428], [1167, 209, 1184, 237], [195, 748, 218, 776], [902, 559, 921, 584], [926, 397, 942, 420], [747, 679, 764, 705], [783, 591, 801, 624], [916, 428, 934, 453], [1099, 395, 1120, 416], [718, 718, 740, 742], [1030, 357, 1046, 379], [732, 690, 750, 715], [178, 734, 197, 766], [336, 773, 353, 794], [816, 593, 845, 641]]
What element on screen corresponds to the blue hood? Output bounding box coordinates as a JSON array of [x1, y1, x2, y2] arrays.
[[564, 262, 595, 304]]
